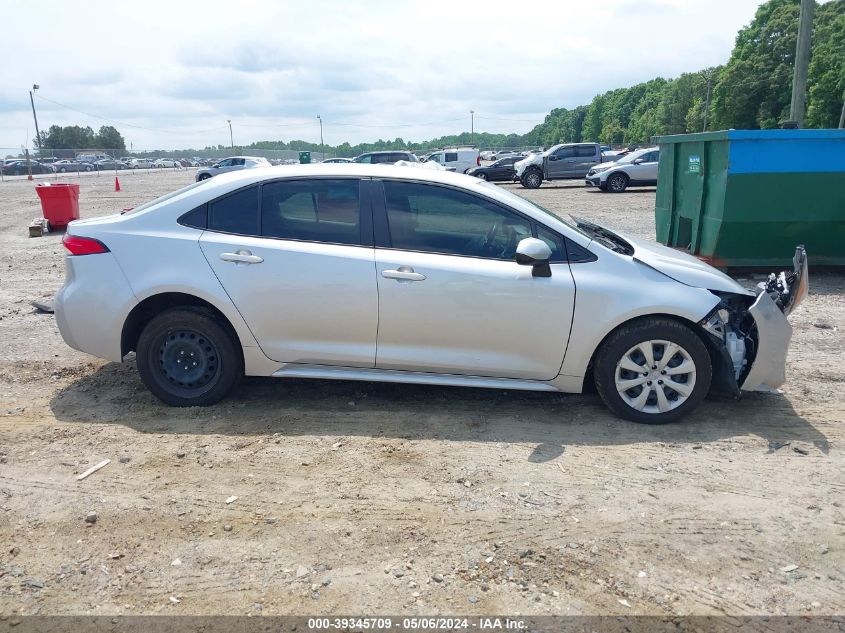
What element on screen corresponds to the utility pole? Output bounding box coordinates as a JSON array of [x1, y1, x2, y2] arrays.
[[702, 72, 713, 132], [470, 110, 474, 146], [789, 0, 815, 127], [227, 119, 233, 149], [317, 115, 324, 160], [29, 84, 42, 158]]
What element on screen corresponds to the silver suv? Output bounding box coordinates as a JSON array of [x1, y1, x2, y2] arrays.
[[585, 147, 660, 193], [196, 156, 271, 181]]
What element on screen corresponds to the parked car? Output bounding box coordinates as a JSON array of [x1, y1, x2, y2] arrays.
[[52, 159, 94, 173], [479, 151, 496, 161], [466, 156, 521, 182], [585, 147, 660, 193], [515, 143, 613, 189], [1, 160, 55, 175], [352, 151, 419, 164], [153, 159, 180, 168], [54, 164, 807, 424], [94, 158, 126, 171], [422, 148, 480, 174], [322, 157, 353, 163], [491, 150, 521, 161], [126, 158, 153, 169], [195, 156, 271, 181]]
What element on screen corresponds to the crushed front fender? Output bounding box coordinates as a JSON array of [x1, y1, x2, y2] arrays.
[[740, 291, 793, 392]]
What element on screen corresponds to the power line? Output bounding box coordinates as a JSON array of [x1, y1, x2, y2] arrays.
[[33, 93, 229, 136]]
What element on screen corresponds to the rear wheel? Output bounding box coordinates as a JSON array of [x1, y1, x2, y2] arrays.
[[593, 318, 711, 424], [606, 172, 629, 193], [136, 308, 243, 406]]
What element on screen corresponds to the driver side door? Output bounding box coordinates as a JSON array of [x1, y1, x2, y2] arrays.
[[546, 146, 576, 178], [372, 180, 575, 380]]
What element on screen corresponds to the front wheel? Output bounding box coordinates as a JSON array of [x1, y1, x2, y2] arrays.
[[476, 172, 488, 181], [593, 318, 711, 424], [136, 308, 243, 406], [521, 169, 542, 189], [606, 172, 629, 193], [198, 173, 212, 181]]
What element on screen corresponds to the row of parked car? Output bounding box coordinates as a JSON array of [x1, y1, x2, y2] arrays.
[[467, 144, 659, 193], [0, 156, 201, 175], [185, 146, 660, 194]]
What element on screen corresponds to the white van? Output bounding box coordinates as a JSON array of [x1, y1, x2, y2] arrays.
[[423, 148, 480, 174]]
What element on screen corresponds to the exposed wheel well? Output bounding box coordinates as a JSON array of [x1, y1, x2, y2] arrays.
[[584, 313, 727, 393], [121, 293, 241, 359]]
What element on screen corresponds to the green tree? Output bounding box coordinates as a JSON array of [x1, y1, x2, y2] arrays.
[[806, 0, 845, 127], [94, 126, 126, 151], [711, 0, 800, 129]]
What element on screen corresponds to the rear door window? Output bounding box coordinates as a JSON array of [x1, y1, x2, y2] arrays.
[[261, 179, 362, 246], [575, 146, 597, 157], [208, 186, 260, 236]]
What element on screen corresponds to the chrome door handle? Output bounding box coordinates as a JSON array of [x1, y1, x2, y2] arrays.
[[382, 267, 426, 282], [220, 250, 263, 265]]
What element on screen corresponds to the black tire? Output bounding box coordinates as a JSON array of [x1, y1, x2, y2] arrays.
[[476, 172, 488, 181], [593, 318, 711, 424], [85, 165, 93, 172], [59, 167, 67, 173], [198, 173, 211, 181], [521, 168, 542, 189], [136, 308, 243, 407], [606, 172, 629, 193]]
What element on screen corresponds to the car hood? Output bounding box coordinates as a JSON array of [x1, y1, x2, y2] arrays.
[[621, 234, 752, 295]]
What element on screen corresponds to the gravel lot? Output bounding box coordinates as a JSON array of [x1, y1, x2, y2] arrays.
[[0, 168, 842, 617]]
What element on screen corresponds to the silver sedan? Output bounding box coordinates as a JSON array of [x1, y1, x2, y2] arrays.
[[54, 165, 807, 423]]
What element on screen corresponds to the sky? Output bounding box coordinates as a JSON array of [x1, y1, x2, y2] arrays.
[[1, 0, 770, 151]]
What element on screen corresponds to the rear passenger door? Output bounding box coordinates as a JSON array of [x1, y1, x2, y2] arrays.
[[573, 146, 600, 177], [198, 178, 378, 367]]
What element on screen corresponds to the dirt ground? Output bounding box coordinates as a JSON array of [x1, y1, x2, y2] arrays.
[[0, 168, 842, 618]]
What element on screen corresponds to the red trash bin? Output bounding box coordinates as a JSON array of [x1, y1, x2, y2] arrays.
[[35, 183, 80, 228]]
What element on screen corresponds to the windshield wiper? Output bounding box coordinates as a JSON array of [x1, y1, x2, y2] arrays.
[[571, 217, 634, 255]]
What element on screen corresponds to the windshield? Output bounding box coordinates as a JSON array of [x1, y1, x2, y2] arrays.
[[122, 181, 209, 215]]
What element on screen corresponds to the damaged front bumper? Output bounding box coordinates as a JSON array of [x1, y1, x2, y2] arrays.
[[701, 246, 808, 394]]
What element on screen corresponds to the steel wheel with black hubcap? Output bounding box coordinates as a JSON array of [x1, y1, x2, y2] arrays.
[[594, 317, 711, 424], [136, 308, 243, 406]]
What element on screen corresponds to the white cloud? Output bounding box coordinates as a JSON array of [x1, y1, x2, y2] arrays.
[[0, 0, 766, 150]]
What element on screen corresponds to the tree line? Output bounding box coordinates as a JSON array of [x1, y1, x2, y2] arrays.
[[522, 0, 843, 147], [37, 125, 126, 155]]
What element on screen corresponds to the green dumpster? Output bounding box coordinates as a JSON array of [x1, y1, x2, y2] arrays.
[[654, 129, 845, 267], [299, 151, 311, 164]]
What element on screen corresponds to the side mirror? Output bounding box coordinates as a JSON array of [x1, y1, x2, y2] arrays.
[[515, 238, 553, 278], [633, 158, 644, 165]]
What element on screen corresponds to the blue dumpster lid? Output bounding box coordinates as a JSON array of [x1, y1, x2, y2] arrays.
[[652, 129, 845, 144]]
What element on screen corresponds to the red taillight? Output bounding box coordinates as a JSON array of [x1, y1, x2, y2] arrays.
[[62, 234, 109, 256], [477, 156, 481, 166]]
